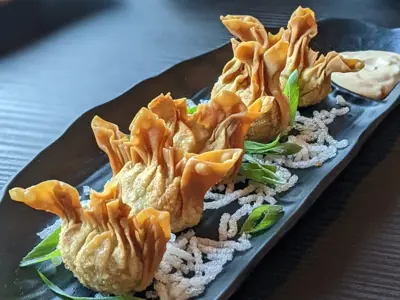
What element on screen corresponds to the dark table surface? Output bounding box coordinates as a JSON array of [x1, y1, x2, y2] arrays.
[[1, 0, 399, 299]]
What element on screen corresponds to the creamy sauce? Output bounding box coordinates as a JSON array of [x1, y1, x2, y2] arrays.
[[332, 50, 400, 100]]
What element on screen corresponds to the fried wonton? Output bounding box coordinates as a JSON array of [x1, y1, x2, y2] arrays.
[[93, 90, 260, 181], [215, 6, 364, 112], [212, 38, 291, 142], [92, 108, 243, 232], [148, 90, 261, 177], [280, 6, 364, 107], [9, 180, 170, 295]]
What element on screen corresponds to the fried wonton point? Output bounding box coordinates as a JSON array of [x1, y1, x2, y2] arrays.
[[220, 15, 284, 51], [9, 180, 170, 295], [91, 116, 130, 176]]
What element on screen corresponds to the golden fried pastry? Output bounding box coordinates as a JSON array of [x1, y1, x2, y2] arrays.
[[215, 6, 364, 113], [92, 90, 260, 181], [91, 116, 130, 176], [280, 6, 364, 107], [148, 90, 261, 178], [9, 180, 170, 295], [212, 38, 290, 142], [211, 15, 284, 102], [296, 50, 363, 106], [92, 108, 243, 232]]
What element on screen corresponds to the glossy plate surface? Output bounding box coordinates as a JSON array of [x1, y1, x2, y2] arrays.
[[0, 19, 399, 299]]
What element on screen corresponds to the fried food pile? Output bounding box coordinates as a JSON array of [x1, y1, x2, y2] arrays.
[[9, 90, 260, 294], [8, 6, 363, 296]]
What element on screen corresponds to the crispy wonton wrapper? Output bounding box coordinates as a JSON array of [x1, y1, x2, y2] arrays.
[[9, 180, 171, 295], [220, 15, 284, 51], [214, 6, 364, 117], [147, 90, 261, 179], [280, 6, 364, 107], [92, 107, 243, 232], [212, 38, 291, 142], [92, 90, 261, 181]]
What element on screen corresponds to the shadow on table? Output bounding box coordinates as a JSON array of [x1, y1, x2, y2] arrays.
[[232, 104, 400, 300], [0, 0, 118, 56]]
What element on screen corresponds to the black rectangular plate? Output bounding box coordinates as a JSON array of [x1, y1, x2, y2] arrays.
[[0, 19, 399, 300]]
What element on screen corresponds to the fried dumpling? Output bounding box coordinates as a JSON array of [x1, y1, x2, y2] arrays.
[[212, 37, 290, 142], [9, 180, 171, 295], [148, 90, 261, 177], [92, 108, 243, 232], [280, 6, 364, 107]]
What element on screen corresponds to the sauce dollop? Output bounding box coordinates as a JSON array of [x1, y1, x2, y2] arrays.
[[332, 50, 400, 100]]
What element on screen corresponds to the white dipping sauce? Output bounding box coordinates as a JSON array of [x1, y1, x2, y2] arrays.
[[332, 50, 400, 100]]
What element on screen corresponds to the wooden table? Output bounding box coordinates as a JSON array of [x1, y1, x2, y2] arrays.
[[0, 0, 399, 299]]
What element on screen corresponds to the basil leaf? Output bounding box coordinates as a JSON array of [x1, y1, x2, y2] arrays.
[[264, 143, 302, 155], [243, 155, 277, 172], [187, 106, 197, 114], [283, 69, 299, 125], [241, 163, 278, 179], [240, 205, 269, 233], [20, 226, 61, 267], [37, 270, 143, 300], [240, 205, 283, 235], [244, 139, 301, 156], [240, 163, 285, 185], [244, 134, 281, 154]]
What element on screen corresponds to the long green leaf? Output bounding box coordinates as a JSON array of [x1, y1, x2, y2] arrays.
[[283, 69, 299, 125], [240, 164, 285, 186], [244, 135, 301, 156], [20, 249, 61, 267], [20, 226, 61, 267], [240, 205, 283, 235], [242, 163, 280, 181], [244, 134, 281, 154], [243, 154, 277, 172], [37, 270, 143, 300], [265, 143, 302, 155]]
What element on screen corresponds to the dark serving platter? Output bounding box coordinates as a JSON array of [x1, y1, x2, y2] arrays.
[[0, 19, 399, 300]]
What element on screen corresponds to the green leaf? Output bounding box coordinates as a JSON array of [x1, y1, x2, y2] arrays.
[[243, 154, 277, 172], [240, 205, 283, 235], [240, 162, 285, 186], [240, 166, 284, 186], [263, 143, 302, 156], [187, 106, 197, 114], [244, 138, 301, 156], [37, 270, 143, 300], [20, 249, 61, 267], [244, 134, 281, 154], [20, 226, 61, 267], [283, 69, 299, 125]]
